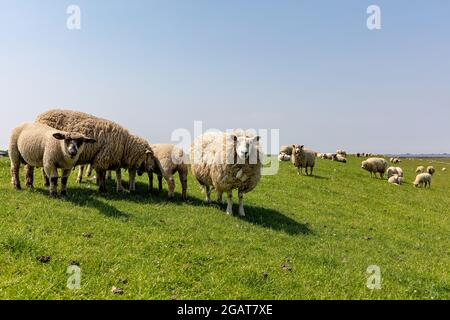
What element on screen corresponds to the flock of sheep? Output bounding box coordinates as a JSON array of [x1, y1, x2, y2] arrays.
[[8, 109, 262, 216], [7, 109, 444, 218], [278, 146, 441, 188]]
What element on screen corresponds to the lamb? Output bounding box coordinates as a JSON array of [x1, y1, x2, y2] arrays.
[[427, 166, 436, 175], [416, 166, 426, 174], [332, 153, 347, 163], [291, 145, 316, 175], [387, 166, 403, 178], [278, 153, 291, 162], [279, 145, 293, 156], [190, 130, 262, 216], [414, 173, 432, 188], [145, 144, 188, 200], [361, 158, 388, 178], [36, 109, 154, 193], [9, 122, 96, 196], [388, 174, 403, 185]]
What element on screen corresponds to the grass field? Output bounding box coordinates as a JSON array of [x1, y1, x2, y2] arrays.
[[0, 155, 449, 300]]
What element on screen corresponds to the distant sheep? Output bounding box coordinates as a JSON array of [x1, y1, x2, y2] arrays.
[[442, 168, 447, 172], [416, 166, 426, 174], [9, 122, 95, 196], [291, 145, 316, 175], [361, 158, 388, 178], [278, 153, 291, 162], [414, 173, 432, 188], [332, 153, 347, 163], [279, 145, 293, 156], [388, 174, 403, 185], [191, 130, 262, 216], [387, 167, 403, 178], [322, 153, 333, 160], [336, 149, 347, 157], [427, 166, 436, 175], [390, 157, 401, 164]]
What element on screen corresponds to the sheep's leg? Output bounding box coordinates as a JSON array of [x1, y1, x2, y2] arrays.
[[42, 168, 50, 187], [45, 167, 59, 197], [204, 185, 212, 203], [116, 169, 123, 192], [297, 167, 300, 175], [9, 149, 21, 190], [97, 170, 107, 193], [25, 164, 34, 189], [217, 192, 223, 204], [226, 191, 233, 215], [180, 171, 188, 201], [310, 166, 314, 176], [76, 166, 84, 184], [106, 170, 113, 181], [167, 175, 175, 199], [158, 175, 163, 193], [148, 171, 154, 194], [305, 166, 309, 176], [61, 169, 71, 196], [238, 191, 245, 217], [128, 169, 136, 192], [86, 165, 93, 177]]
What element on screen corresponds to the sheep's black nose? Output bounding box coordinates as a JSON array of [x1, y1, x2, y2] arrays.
[[68, 149, 77, 157]]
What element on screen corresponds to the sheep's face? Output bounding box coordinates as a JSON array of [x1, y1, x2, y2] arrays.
[[361, 161, 368, 170], [53, 132, 96, 159], [137, 150, 155, 176], [292, 144, 305, 157], [234, 135, 260, 163]]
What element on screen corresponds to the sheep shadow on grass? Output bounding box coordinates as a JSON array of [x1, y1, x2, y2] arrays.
[[233, 205, 311, 236]]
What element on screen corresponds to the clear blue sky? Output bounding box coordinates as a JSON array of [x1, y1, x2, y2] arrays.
[[1, 0, 449, 154]]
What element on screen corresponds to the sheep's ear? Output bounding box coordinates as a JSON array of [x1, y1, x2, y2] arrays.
[[232, 135, 238, 142], [53, 133, 66, 140], [300, 145, 304, 149], [254, 136, 260, 142], [292, 144, 296, 149], [83, 137, 96, 144], [146, 149, 154, 156]]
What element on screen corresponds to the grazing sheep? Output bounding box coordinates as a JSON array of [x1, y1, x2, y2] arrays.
[[191, 130, 262, 216], [388, 174, 403, 185], [361, 158, 388, 178], [387, 166, 403, 178], [9, 122, 95, 196], [145, 144, 188, 200], [414, 173, 432, 188], [416, 166, 426, 174], [291, 145, 316, 175], [356, 153, 361, 157], [427, 166, 436, 175], [278, 153, 291, 162], [36, 109, 154, 193], [332, 153, 347, 163], [322, 153, 333, 160], [279, 145, 293, 156]]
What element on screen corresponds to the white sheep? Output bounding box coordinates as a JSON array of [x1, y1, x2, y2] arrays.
[[387, 166, 403, 178], [9, 123, 95, 196], [336, 149, 347, 157], [388, 174, 403, 185], [278, 153, 291, 162], [291, 145, 316, 175], [416, 166, 426, 174], [279, 145, 293, 156], [332, 153, 347, 163], [414, 173, 432, 188], [190, 130, 262, 216], [361, 158, 388, 178]]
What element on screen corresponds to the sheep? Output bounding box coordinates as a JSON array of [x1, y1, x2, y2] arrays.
[[144, 144, 188, 200], [190, 130, 262, 216], [336, 149, 347, 157], [322, 153, 333, 160], [416, 166, 426, 174], [414, 173, 432, 188], [361, 158, 388, 178], [427, 166, 436, 175], [388, 174, 403, 185], [356, 153, 361, 157], [278, 153, 291, 162], [387, 166, 403, 178], [291, 145, 316, 175], [442, 168, 447, 172], [36, 109, 155, 193], [279, 145, 293, 156], [332, 153, 347, 163], [9, 122, 96, 196]]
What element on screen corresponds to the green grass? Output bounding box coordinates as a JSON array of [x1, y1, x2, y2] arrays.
[[0, 155, 449, 300]]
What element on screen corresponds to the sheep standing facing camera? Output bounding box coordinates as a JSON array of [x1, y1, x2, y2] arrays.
[[291, 145, 316, 175], [191, 131, 262, 216], [9, 122, 96, 196]]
